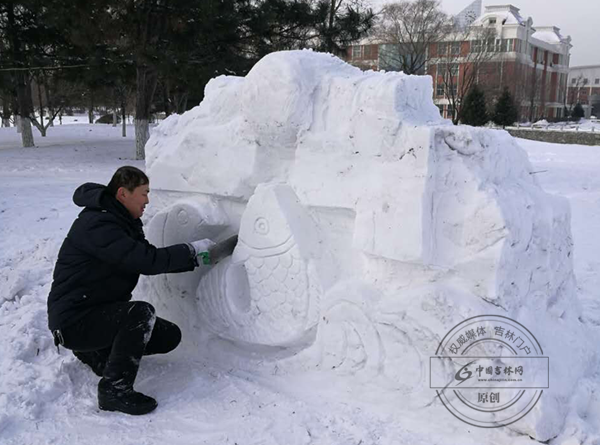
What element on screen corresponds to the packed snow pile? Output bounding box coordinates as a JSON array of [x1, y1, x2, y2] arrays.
[[141, 50, 596, 441]]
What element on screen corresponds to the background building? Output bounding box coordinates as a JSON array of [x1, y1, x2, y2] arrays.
[[345, 4, 572, 122], [567, 65, 600, 118]]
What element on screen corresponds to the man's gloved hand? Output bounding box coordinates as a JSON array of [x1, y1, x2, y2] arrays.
[[188, 239, 216, 267], [190, 239, 216, 255]]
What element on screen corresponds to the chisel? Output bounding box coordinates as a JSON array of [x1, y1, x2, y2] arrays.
[[198, 235, 238, 265]]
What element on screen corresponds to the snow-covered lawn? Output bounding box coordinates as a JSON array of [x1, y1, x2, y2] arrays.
[[512, 118, 600, 132], [1, 124, 599, 444]]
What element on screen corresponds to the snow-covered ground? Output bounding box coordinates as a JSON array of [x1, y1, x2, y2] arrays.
[[514, 119, 600, 132], [520, 139, 600, 324], [1, 124, 600, 444]]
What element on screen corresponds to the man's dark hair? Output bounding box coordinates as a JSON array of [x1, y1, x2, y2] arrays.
[[106, 166, 149, 196]]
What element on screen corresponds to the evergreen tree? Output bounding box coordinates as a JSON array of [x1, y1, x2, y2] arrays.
[[0, 0, 83, 144], [314, 0, 374, 56], [572, 103, 585, 119], [460, 85, 488, 126], [493, 88, 518, 128]]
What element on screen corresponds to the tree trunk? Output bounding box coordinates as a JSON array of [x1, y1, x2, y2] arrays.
[[327, 0, 336, 53], [7, 2, 34, 146], [16, 115, 22, 133], [16, 81, 35, 146], [44, 75, 54, 127], [135, 119, 148, 159], [20, 117, 34, 147], [37, 79, 46, 136], [121, 98, 127, 137], [174, 92, 189, 114], [88, 91, 94, 124], [1, 98, 11, 127], [528, 68, 538, 123], [163, 80, 171, 117], [135, 65, 158, 160]]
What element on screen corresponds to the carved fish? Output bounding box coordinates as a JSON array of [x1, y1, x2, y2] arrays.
[[197, 184, 321, 347]]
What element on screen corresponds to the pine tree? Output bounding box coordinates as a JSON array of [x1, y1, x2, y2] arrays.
[[572, 103, 585, 119], [493, 88, 518, 128], [460, 85, 488, 126]]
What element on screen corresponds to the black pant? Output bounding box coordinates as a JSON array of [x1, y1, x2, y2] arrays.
[[61, 301, 181, 388]]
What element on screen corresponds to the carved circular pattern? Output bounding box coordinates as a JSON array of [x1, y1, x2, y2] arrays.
[[177, 209, 189, 225], [254, 217, 269, 235]]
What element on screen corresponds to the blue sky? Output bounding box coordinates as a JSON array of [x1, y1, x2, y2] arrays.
[[372, 0, 599, 67]]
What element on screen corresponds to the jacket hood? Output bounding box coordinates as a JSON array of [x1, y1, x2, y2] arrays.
[[73, 182, 141, 224], [73, 183, 107, 208]]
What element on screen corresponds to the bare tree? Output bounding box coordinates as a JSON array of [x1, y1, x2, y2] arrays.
[[434, 26, 496, 124], [29, 72, 66, 137], [114, 82, 133, 138], [375, 0, 449, 74], [567, 74, 586, 113]]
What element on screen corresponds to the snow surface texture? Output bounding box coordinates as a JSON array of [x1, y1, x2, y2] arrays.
[[142, 50, 597, 441], [2, 126, 600, 443]]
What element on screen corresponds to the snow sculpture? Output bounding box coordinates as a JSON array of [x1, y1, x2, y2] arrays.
[[198, 184, 322, 346], [140, 50, 593, 442]]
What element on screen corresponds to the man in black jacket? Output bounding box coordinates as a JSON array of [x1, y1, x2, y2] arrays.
[[48, 166, 213, 415]]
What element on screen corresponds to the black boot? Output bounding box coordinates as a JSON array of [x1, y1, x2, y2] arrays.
[[98, 378, 157, 415], [98, 302, 158, 415], [73, 349, 109, 377]]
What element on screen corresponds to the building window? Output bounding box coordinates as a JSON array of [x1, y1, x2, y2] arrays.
[[451, 42, 460, 56], [584, 78, 589, 85], [437, 63, 458, 81], [595, 78, 600, 85], [437, 63, 446, 77], [488, 18, 496, 25], [352, 46, 362, 59], [536, 50, 545, 64], [572, 78, 577, 84], [436, 83, 445, 96], [438, 42, 448, 57], [363, 45, 372, 58], [515, 39, 522, 53]]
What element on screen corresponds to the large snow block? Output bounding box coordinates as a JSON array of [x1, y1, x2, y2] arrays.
[[140, 50, 591, 442]]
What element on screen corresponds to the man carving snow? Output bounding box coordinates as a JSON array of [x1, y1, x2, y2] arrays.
[[47, 166, 213, 415]]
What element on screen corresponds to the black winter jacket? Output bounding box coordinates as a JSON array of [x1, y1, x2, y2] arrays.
[[47, 183, 196, 331]]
